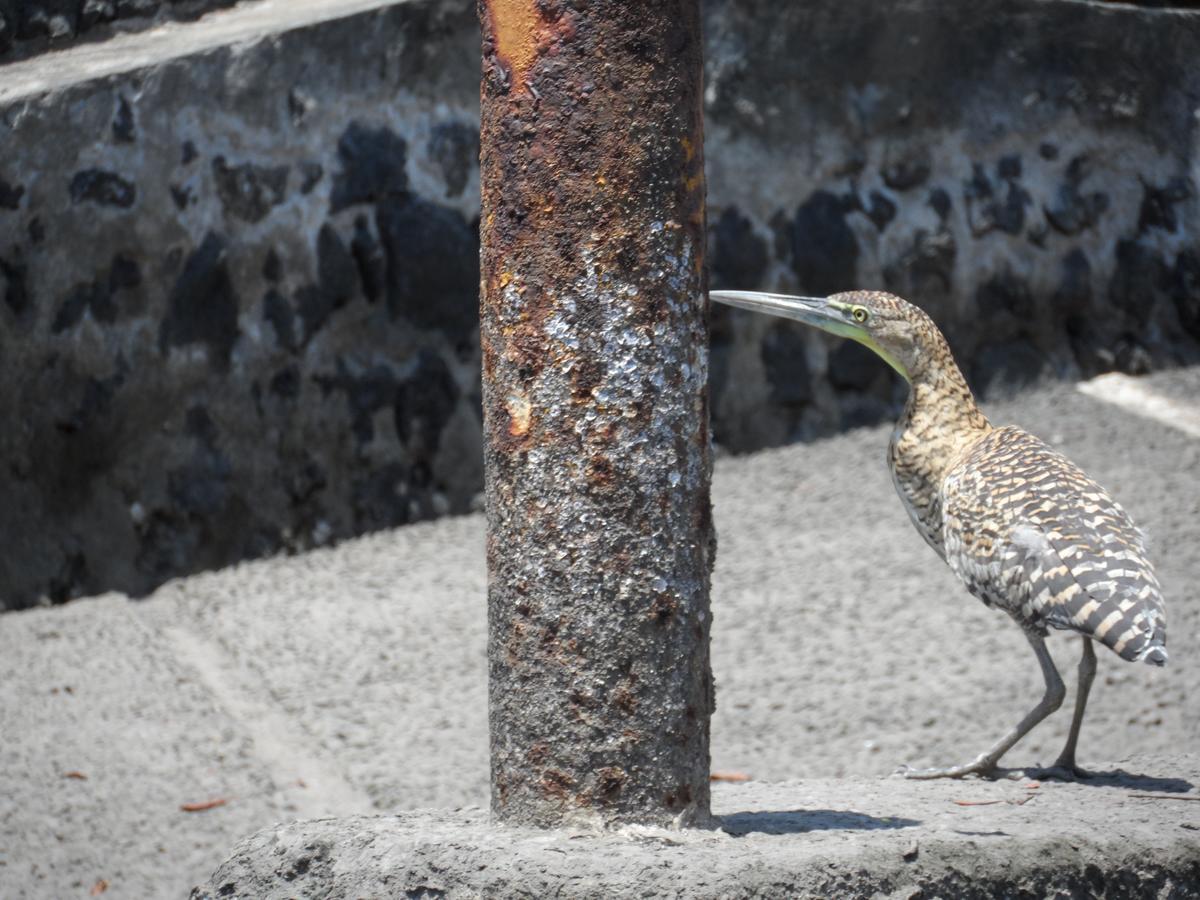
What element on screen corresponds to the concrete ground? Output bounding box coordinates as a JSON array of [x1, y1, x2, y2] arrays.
[[2, 372, 1199, 898]]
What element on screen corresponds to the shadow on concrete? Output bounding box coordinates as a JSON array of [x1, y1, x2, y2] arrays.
[[720, 809, 920, 836], [1015, 767, 1195, 793]]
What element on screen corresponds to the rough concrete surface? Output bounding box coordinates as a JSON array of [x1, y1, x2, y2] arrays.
[[4, 0, 1200, 609], [194, 764, 1200, 899], [0, 0, 241, 64], [1, 375, 1198, 898]]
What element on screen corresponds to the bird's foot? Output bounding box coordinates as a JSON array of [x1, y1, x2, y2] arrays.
[[1024, 761, 1094, 782], [896, 757, 1002, 780]]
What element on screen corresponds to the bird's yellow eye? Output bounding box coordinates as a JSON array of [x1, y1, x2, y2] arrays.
[[852, 306, 869, 324]]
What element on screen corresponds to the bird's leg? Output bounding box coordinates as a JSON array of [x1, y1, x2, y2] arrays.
[[1045, 637, 1097, 778], [904, 629, 1065, 779]]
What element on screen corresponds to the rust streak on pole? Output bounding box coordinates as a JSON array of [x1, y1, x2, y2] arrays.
[[479, 0, 714, 828]]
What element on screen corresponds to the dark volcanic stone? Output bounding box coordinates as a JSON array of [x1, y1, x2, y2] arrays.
[[300, 162, 324, 194], [1171, 248, 1200, 341], [159, 233, 240, 369], [928, 188, 952, 221], [269, 365, 301, 400], [882, 146, 931, 191], [135, 511, 196, 580], [185, 405, 219, 446], [0, 176, 23, 210], [1109, 239, 1170, 327], [212, 157, 289, 224], [331, 122, 409, 213], [376, 195, 478, 338], [285, 456, 325, 503], [971, 339, 1046, 398], [883, 229, 956, 305], [115, 0, 160, 18], [865, 191, 897, 231], [53, 281, 112, 332], [1138, 176, 1193, 233], [976, 271, 1035, 323], [790, 190, 858, 295], [69, 169, 136, 208], [996, 155, 1022, 180], [108, 253, 141, 292], [112, 95, 135, 143], [294, 286, 332, 345], [1053, 249, 1092, 316], [827, 339, 885, 392], [53, 284, 93, 332], [0, 255, 30, 317], [964, 162, 1029, 237], [262, 249, 282, 284], [293, 224, 361, 342], [168, 450, 231, 518], [263, 289, 296, 351], [352, 463, 411, 531], [79, 0, 116, 29], [761, 321, 812, 408], [1113, 335, 1152, 376], [17, 1, 77, 40], [427, 121, 479, 198], [318, 359, 401, 445], [710, 206, 768, 289], [351, 215, 385, 303], [395, 349, 459, 459], [287, 88, 315, 126], [1045, 156, 1109, 236], [317, 223, 358, 310]]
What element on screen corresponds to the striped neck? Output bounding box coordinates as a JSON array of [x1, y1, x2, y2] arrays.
[[895, 348, 991, 483]]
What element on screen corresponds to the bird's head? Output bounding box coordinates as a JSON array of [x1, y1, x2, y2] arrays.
[[709, 289, 944, 383]]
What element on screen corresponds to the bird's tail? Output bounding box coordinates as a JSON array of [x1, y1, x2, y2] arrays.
[[1092, 599, 1167, 666]]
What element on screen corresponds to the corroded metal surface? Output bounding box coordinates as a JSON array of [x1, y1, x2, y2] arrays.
[[479, 0, 714, 827]]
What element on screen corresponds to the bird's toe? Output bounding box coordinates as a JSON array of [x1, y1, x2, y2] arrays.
[[898, 760, 999, 780]]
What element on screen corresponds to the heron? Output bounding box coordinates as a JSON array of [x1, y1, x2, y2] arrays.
[[710, 289, 1168, 779]]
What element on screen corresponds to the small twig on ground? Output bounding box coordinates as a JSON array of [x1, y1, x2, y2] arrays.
[[1128, 794, 1200, 801], [710, 772, 752, 782], [63, 771, 88, 780], [953, 794, 1036, 807], [180, 798, 229, 812]]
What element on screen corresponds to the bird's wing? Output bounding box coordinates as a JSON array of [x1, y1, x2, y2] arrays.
[[942, 425, 1167, 665]]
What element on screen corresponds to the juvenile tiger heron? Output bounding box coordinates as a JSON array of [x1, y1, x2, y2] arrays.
[[711, 289, 1168, 779]]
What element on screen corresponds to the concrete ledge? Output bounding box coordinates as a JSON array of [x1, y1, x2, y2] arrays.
[[0, 0, 410, 103], [195, 756, 1200, 899]]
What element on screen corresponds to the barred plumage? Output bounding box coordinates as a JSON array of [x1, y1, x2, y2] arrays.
[[941, 426, 1167, 666], [710, 287, 1169, 779]]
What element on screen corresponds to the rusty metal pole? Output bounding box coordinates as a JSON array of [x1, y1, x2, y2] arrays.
[[479, 0, 714, 828]]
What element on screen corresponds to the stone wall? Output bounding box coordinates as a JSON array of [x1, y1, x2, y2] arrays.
[[0, 0, 242, 62], [703, 0, 1200, 450], [1, 0, 484, 608], [1, 0, 1198, 609]]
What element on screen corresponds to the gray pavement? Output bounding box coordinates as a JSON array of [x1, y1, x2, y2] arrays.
[[2, 372, 1199, 898]]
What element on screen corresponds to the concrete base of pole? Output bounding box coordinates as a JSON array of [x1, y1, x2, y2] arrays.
[[193, 756, 1200, 899]]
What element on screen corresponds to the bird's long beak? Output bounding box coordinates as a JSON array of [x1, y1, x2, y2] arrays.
[[710, 291, 842, 330], [710, 289, 910, 382]]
